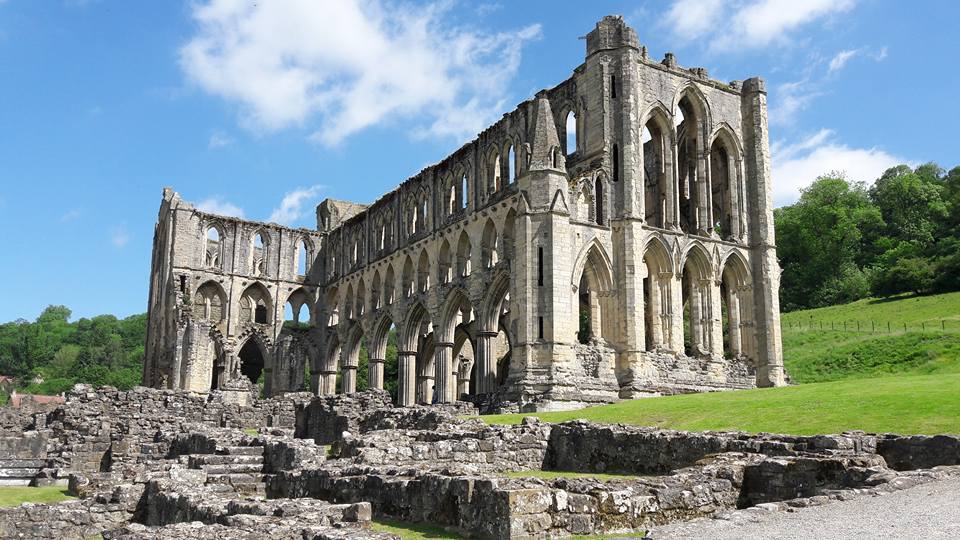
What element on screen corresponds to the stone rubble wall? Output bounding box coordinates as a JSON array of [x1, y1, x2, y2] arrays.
[[876, 434, 960, 471], [294, 390, 394, 445]]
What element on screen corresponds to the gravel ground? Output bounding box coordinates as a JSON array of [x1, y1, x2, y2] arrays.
[[650, 476, 960, 539]]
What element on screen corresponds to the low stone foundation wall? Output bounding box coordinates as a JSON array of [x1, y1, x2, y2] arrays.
[[876, 434, 960, 470]]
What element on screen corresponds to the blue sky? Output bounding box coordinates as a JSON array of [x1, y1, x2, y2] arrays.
[[1, 0, 957, 323]]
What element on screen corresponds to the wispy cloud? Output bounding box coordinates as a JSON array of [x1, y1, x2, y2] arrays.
[[196, 197, 244, 218], [180, 0, 540, 146], [110, 227, 131, 248], [769, 78, 825, 126], [269, 185, 324, 226], [664, 0, 857, 51], [828, 49, 859, 73], [771, 129, 911, 206], [207, 131, 233, 149], [60, 209, 81, 222]]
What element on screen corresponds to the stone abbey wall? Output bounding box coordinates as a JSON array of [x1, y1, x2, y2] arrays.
[[144, 15, 786, 410]]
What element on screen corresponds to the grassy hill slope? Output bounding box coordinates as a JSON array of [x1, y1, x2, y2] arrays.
[[781, 292, 960, 383], [483, 373, 960, 435]]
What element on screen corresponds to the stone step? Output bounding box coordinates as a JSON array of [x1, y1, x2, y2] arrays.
[[0, 468, 43, 479], [223, 446, 264, 456], [189, 454, 264, 467], [206, 472, 265, 485], [200, 463, 264, 475], [0, 459, 48, 468]]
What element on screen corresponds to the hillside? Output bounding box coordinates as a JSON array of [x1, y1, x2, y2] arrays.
[[781, 292, 960, 383], [483, 373, 960, 435]]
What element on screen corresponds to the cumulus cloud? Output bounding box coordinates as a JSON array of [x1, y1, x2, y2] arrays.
[[664, 0, 857, 50], [771, 129, 910, 206], [196, 197, 245, 218], [269, 185, 324, 226], [180, 0, 540, 146]]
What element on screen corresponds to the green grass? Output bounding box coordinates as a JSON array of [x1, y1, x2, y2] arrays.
[[502, 470, 640, 481], [243, 428, 259, 436], [781, 292, 960, 383], [0, 486, 75, 507], [481, 372, 960, 435], [371, 519, 466, 539]]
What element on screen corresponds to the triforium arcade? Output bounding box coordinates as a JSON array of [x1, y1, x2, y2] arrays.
[[144, 16, 786, 411]]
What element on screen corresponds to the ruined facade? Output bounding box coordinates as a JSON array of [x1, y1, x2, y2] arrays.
[[145, 16, 786, 410]]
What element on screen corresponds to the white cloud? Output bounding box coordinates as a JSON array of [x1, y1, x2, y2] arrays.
[[873, 46, 888, 61], [208, 131, 233, 149], [769, 78, 824, 126], [664, 0, 726, 41], [180, 0, 540, 146], [828, 49, 859, 73], [110, 227, 130, 248], [664, 0, 857, 51], [60, 209, 81, 222], [771, 129, 910, 206], [268, 185, 324, 226], [196, 197, 245, 218]]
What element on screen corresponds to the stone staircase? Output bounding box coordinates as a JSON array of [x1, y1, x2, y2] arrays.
[[187, 445, 267, 497], [0, 458, 47, 486]]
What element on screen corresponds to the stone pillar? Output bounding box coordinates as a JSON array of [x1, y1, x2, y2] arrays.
[[706, 278, 724, 359], [367, 358, 384, 390], [474, 331, 497, 394], [647, 274, 662, 348], [320, 370, 337, 395], [689, 282, 702, 353], [671, 143, 681, 230], [340, 365, 356, 394], [741, 77, 785, 387], [669, 274, 685, 353], [397, 351, 417, 406], [456, 358, 471, 397], [727, 288, 742, 357], [434, 342, 454, 403]]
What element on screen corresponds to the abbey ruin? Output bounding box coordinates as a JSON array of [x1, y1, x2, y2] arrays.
[[144, 16, 786, 410]]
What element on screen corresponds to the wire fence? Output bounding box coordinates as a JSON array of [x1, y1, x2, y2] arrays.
[[781, 319, 960, 334]]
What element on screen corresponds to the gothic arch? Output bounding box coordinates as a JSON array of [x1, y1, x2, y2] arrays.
[[194, 280, 227, 322], [239, 282, 272, 325], [571, 239, 615, 292], [438, 287, 473, 342]]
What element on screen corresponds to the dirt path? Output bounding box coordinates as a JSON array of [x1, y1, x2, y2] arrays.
[[650, 476, 960, 539]]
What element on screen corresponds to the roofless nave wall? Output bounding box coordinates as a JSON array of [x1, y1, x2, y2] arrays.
[[144, 16, 786, 411]]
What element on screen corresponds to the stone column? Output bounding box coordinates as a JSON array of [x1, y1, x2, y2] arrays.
[[434, 342, 454, 403], [669, 274, 685, 353], [340, 365, 356, 394], [706, 278, 724, 359], [741, 77, 785, 387], [320, 370, 337, 395], [474, 331, 497, 394], [367, 358, 384, 390], [727, 287, 742, 357], [456, 358, 471, 397], [397, 351, 417, 406], [647, 274, 663, 348]]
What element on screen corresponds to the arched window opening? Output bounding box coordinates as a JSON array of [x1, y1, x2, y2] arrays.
[[402, 257, 415, 298], [507, 145, 516, 183], [240, 284, 272, 325], [371, 271, 382, 311], [447, 181, 456, 216], [676, 95, 704, 234], [297, 240, 309, 276], [420, 199, 428, 232], [461, 173, 469, 210], [481, 220, 499, 269], [251, 232, 266, 276], [194, 282, 225, 322], [577, 272, 592, 344], [681, 248, 712, 357], [384, 265, 396, 306], [595, 177, 604, 225], [438, 240, 452, 284], [239, 340, 265, 387], [379, 224, 387, 251], [456, 232, 472, 277], [575, 247, 613, 344], [721, 255, 753, 360], [642, 241, 671, 352], [490, 151, 501, 192], [610, 74, 617, 99], [205, 227, 222, 269], [565, 111, 577, 156], [417, 251, 430, 293], [326, 289, 339, 327], [502, 210, 516, 262], [643, 113, 673, 229]]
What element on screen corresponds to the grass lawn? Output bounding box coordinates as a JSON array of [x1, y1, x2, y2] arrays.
[[0, 486, 75, 507], [781, 292, 960, 383], [481, 372, 960, 436], [371, 519, 466, 539], [503, 470, 640, 481]]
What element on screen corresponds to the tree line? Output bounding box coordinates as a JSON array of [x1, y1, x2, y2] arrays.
[[776, 163, 960, 311]]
